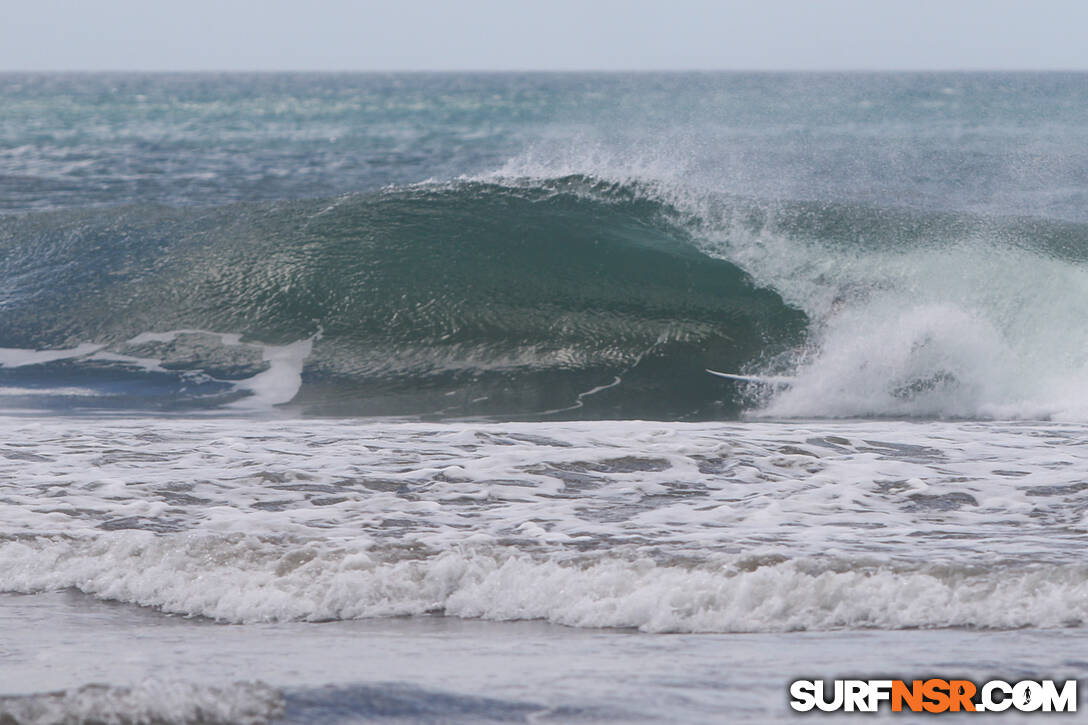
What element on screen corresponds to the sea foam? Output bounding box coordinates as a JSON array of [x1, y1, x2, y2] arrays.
[[2, 417, 1087, 632]]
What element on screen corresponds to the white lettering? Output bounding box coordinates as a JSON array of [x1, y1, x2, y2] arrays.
[[981, 680, 1012, 712], [789, 680, 817, 712]]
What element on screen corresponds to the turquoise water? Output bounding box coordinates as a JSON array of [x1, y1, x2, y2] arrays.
[[6, 73, 1088, 219]]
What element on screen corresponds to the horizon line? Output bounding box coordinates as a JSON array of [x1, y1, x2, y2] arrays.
[[3, 67, 1088, 74]]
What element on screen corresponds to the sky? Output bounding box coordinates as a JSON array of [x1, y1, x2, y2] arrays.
[[3, 0, 1086, 72]]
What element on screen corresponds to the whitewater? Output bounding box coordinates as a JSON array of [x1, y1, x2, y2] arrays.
[[2, 72, 1088, 723]]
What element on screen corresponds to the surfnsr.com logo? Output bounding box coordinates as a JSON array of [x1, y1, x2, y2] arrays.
[[790, 679, 1077, 713]]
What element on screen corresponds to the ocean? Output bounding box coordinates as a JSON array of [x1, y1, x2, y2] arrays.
[[1, 72, 1087, 722]]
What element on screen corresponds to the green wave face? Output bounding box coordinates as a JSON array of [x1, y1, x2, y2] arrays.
[[0, 177, 807, 418]]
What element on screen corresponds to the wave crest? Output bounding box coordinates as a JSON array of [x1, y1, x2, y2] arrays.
[[4, 534, 1087, 632]]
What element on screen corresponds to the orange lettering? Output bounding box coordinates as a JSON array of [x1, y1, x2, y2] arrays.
[[892, 680, 924, 712], [922, 679, 951, 713], [948, 680, 976, 712]]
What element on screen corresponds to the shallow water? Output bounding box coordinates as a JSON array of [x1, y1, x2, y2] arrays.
[[3, 591, 1086, 724], [2, 416, 1088, 720]]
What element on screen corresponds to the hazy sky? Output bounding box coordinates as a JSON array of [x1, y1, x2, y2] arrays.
[[4, 0, 1086, 71]]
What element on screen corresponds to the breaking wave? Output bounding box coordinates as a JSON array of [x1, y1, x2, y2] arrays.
[[4, 171, 1088, 419]]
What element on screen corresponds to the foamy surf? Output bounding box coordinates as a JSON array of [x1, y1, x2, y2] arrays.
[[0, 330, 314, 412], [2, 416, 1087, 632], [0, 682, 284, 725], [5, 535, 1088, 632]]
